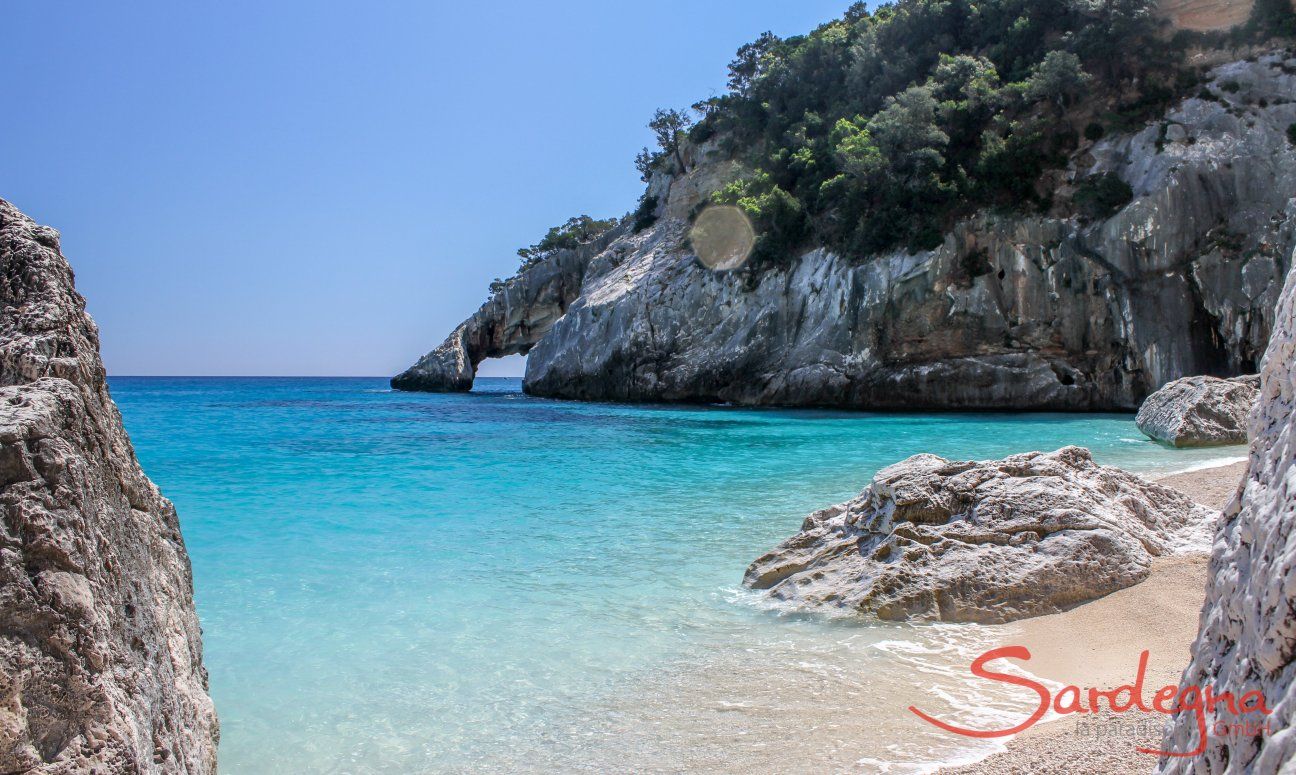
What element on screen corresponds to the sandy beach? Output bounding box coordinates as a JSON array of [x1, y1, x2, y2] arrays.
[[946, 459, 1247, 774]]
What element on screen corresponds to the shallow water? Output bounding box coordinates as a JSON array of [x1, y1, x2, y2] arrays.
[[108, 376, 1241, 773]]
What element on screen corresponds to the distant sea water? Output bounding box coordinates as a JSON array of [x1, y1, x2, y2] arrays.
[[109, 376, 1243, 774]]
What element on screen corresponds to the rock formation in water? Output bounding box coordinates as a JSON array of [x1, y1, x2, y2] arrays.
[[1136, 373, 1259, 446], [742, 446, 1213, 623], [392, 229, 616, 392], [0, 199, 218, 772], [1156, 261, 1296, 770], [396, 52, 1296, 409]]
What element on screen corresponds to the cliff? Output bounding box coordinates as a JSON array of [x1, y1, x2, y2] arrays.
[[0, 200, 218, 772], [395, 51, 1296, 409], [1156, 257, 1296, 768]]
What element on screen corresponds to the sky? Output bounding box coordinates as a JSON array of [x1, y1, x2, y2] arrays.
[[2, 0, 850, 377]]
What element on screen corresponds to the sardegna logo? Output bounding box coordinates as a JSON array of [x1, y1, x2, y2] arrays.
[[909, 646, 1273, 757]]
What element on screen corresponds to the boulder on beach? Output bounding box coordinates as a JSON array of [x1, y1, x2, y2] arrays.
[[1135, 374, 1259, 447], [743, 446, 1214, 624]]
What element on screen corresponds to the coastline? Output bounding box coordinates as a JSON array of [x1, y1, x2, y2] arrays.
[[944, 458, 1247, 774]]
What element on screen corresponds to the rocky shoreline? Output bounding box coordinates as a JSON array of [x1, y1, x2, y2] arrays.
[[388, 40, 1296, 768], [734, 259, 1296, 773], [1157, 231, 1296, 772], [3, 195, 1291, 774], [389, 39, 1296, 769], [950, 259, 1294, 773], [12, 1, 1296, 771]]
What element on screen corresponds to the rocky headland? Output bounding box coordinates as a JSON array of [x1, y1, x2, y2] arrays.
[[396, 50, 1296, 410], [0, 199, 217, 772]]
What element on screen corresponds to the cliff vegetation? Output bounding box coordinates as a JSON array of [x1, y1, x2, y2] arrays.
[[523, 0, 1296, 275]]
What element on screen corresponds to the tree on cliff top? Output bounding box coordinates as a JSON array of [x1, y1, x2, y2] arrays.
[[649, 108, 694, 175], [517, 215, 618, 268], [727, 31, 781, 96], [1023, 51, 1092, 109], [1251, 0, 1296, 35]]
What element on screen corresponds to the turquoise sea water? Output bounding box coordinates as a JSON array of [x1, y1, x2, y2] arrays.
[[109, 377, 1243, 773]]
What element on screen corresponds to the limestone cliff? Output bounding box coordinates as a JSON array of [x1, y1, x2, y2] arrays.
[[396, 52, 1296, 409], [1155, 259, 1296, 769], [0, 200, 218, 772]]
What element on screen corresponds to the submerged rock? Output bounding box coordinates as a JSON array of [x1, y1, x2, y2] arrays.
[[396, 52, 1296, 409], [743, 446, 1213, 624], [1135, 374, 1259, 447], [0, 199, 217, 772], [1157, 260, 1296, 771]]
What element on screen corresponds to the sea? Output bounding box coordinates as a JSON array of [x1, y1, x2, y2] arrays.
[[108, 376, 1244, 774]]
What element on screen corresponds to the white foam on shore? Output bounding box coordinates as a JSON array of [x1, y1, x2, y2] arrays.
[[462, 593, 1073, 773], [1146, 453, 1248, 476], [720, 588, 1077, 773]]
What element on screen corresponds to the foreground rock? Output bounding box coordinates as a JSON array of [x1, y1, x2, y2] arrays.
[[1157, 262, 1296, 770], [1136, 374, 1259, 447], [0, 200, 217, 772], [743, 447, 1213, 624], [397, 52, 1295, 408]]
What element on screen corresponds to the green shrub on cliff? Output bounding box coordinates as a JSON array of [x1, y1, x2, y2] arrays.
[[517, 215, 618, 268], [1073, 172, 1134, 220], [631, 0, 1292, 270], [711, 172, 809, 265], [631, 194, 659, 233], [1251, 0, 1296, 36]]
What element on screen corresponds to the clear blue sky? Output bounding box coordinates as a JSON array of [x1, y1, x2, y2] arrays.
[[3, 1, 849, 376]]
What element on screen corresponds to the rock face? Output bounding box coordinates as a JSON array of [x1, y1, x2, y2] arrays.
[[1136, 374, 1260, 446], [742, 446, 1213, 624], [0, 200, 218, 772], [395, 53, 1296, 409], [1156, 261, 1296, 770]]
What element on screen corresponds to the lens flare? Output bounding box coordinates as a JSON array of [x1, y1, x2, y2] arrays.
[[689, 205, 755, 271]]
